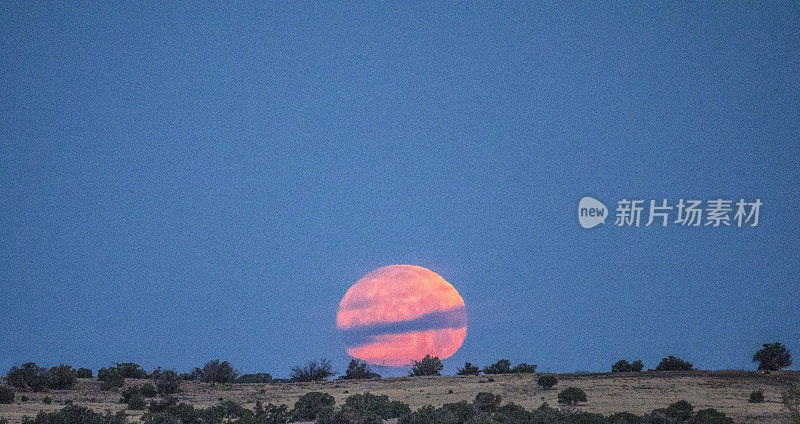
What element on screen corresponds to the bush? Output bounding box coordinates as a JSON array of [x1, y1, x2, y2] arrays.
[[46, 365, 77, 390], [21, 405, 127, 424], [42, 396, 52, 404], [340, 392, 408, 419], [7, 363, 49, 392], [76, 368, 93, 379], [139, 383, 157, 398], [128, 394, 147, 410], [290, 359, 336, 382], [692, 408, 733, 424], [409, 355, 444, 377], [116, 363, 147, 379], [631, 360, 644, 372], [292, 392, 335, 421], [474, 392, 502, 413], [557, 387, 587, 405], [483, 359, 512, 375], [154, 370, 181, 395], [98, 367, 125, 391], [441, 401, 476, 423], [655, 356, 693, 371], [202, 360, 238, 384], [753, 342, 792, 371], [236, 373, 273, 383], [120, 386, 140, 403], [456, 362, 480, 376], [342, 360, 380, 380], [0, 386, 15, 404], [612, 360, 632, 372], [253, 401, 291, 424], [749, 390, 764, 403], [537, 375, 557, 390], [511, 363, 537, 374]]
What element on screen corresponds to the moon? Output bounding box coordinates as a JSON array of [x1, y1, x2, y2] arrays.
[[337, 265, 467, 367]]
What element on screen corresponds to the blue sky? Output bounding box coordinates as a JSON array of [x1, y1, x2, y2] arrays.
[[1, 3, 798, 377]]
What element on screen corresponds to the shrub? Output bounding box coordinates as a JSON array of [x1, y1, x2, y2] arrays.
[[116, 363, 147, 379], [139, 383, 157, 398], [537, 375, 558, 390], [655, 356, 693, 371], [398, 405, 457, 424], [76, 368, 93, 379], [664, 400, 693, 421], [0, 386, 15, 404], [753, 342, 792, 371], [236, 373, 273, 383], [154, 370, 181, 395], [483, 359, 512, 375], [290, 359, 336, 382], [202, 360, 238, 384], [46, 364, 78, 390], [409, 355, 443, 377], [612, 360, 632, 372], [342, 360, 380, 380], [43, 396, 53, 404], [98, 367, 125, 391], [441, 401, 476, 423], [292, 392, 335, 421], [631, 360, 644, 372], [749, 390, 764, 403], [511, 363, 537, 374], [474, 392, 502, 413], [557, 387, 587, 405], [7, 363, 48, 392], [120, 386, 141, 403], [128, 394, 147, 410], [21, 405, 127, 424], [340, 392, 408, 419], [456, 362, 480, 376], [21, 395, 29, 402], [253, 401, 291, 424], [692, 408, 733, 424]]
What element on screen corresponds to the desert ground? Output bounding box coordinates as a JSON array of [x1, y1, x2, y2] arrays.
[[1, 371, 798, 423]]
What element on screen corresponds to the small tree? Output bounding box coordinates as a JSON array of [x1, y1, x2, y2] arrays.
[[749, 390, 764, 403], [98, 367, 124, 391], [631, 360, 644, 372], [342, 360, 380, 380], [290, 359, 336, 382], [557, 387, 587, 405], [473, 392, 502, 414], [7, 363, 50, 392], [139, 383, 157, 398], [612, 360, 632, 372], [202, 360, 238, 384], [46, 365, 77, 390], [753, 343, 792, 371], [655, 356, 693, 371], [409, 355, 443, 377], [537, 375, 558, 390], [236, 373, 273, 383], [115, 363, 147, 379], [75, 368, 93, 379], [483, 359, 512, 375], [292, 392, 335, 421], [511, 363, 537, 374], [456, 362, 480, 376], [154, 370, 181, 395]]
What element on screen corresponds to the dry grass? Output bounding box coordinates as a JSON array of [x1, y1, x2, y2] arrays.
[[1, 371, 798, 423]]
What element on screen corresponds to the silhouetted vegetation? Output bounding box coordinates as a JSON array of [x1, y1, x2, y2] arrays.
[[482, 359, 511, 374], [292, 392, 335, 421], [290, 359, 336, 382], [655, 356, 693, 371], [236, 373, 273, 383], [511, 362, 537, 374], [749, 390, 764, 403], [46, 364, 78, 390], [153, 370, 181, 395], [753, 342, 792, 371], [612, 359, 644, 372], [98, 367, 125, 391], [537, 375, 558, 390], [341, 360, 380, 380], [202, 360, 238, 384], [76, 368, 93, 379], [557, 387, 587, 405], [456, 362, 480, 376], [473, 392, 502, 413], [0, 385, 15, 404], [409, 355, 443, 376], [20, 405, 126, 424], [7, 363, 49, 392]]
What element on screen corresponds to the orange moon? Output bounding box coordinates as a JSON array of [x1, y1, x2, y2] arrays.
[[337, 265, 467, 367]]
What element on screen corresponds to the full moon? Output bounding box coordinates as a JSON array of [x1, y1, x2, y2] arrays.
[[337, 265, 467, 367]]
